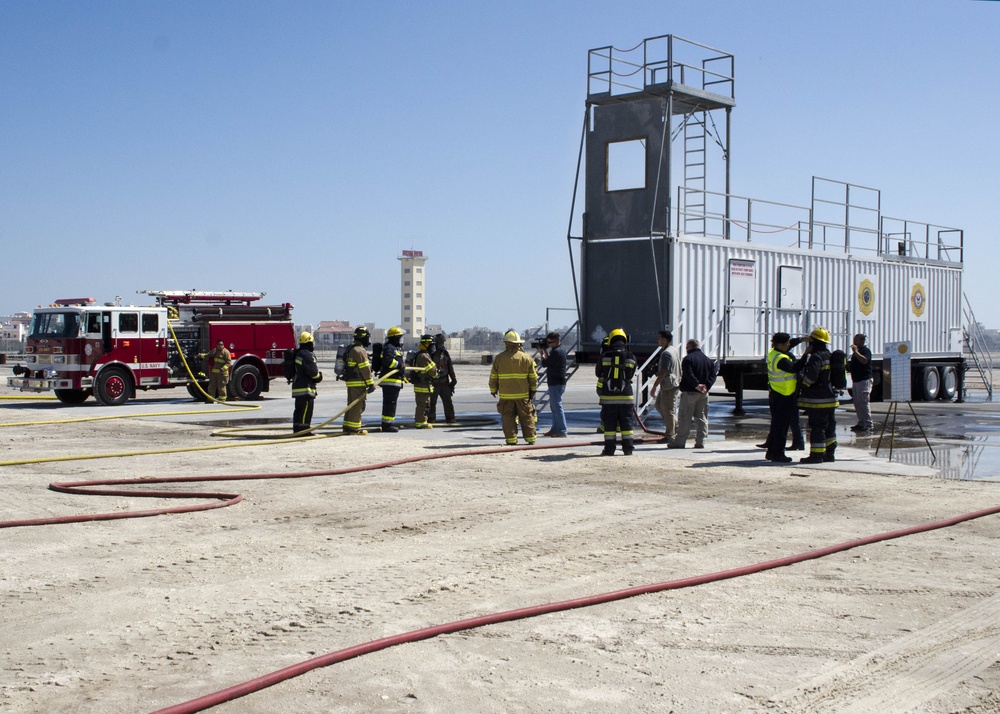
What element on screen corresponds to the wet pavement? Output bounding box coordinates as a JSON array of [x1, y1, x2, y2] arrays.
[[4, 362, 998, 482]]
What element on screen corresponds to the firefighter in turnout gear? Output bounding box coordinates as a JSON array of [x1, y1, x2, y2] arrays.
[[596, 328, 637, 456], [291, 331, 322, 433], [488, 330, 538, 445], [379, 326, 406, 432], [428, 333, 457, 424], [344, 326, 375, 435], [205, 340, 232, 401], [797, 327, 839, 464], [411, 334, 438, 428]]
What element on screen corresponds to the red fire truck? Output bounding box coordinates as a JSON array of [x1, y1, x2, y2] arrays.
[[7, 290, 296, 405]]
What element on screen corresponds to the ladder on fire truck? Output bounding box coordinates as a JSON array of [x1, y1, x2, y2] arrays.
[[139, 290, 265, 306]]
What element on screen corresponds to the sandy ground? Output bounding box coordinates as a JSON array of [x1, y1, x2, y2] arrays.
[[1, 364, 999, 713]]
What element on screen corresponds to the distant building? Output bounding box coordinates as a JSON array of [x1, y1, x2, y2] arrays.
[[399, 249, 427, 337], [1, 322, 27, 341], [314, 320, 354, 348]]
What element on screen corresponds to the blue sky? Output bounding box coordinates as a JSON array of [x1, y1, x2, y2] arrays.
[[2, 1, 998, 331]]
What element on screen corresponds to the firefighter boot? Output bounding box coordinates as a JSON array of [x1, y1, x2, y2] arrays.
[[799, 452, 825, 464], [622, 438, 634, 456], [823, 443, 837, 463]]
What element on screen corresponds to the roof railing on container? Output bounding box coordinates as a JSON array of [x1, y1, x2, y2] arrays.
[[677, 184, 963, 264]]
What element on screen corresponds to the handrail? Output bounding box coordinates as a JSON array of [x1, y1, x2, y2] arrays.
[[962, 294, 993, 401], [634, 346, 663, 417], [676, 184, 964, 265], [588, 34, 735, 99]]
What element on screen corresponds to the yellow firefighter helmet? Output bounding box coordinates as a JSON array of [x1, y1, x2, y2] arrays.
[[809, 327, 831, 344], [503, 330, 523, 344], [298, 331, 314, 344]]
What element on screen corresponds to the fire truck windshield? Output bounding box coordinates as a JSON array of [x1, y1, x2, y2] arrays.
[[30, 312, 81, 339]]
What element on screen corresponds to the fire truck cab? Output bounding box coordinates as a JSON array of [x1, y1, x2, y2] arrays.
[[7, 290, 296, 406]]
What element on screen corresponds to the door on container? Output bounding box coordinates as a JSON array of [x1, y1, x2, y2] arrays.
[[775, 265, 805, 336], [727, 259, 758, 356]]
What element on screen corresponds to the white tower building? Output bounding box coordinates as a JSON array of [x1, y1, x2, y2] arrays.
[[399, 249, 427, 336]]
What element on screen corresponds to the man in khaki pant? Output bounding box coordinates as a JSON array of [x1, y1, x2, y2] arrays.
[[651, 330, 680, 442], [205, 340, 231, 401], [488, 330, 538, 445]]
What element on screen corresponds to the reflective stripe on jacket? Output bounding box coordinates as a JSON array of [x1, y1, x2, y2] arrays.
[[798, 347, 839, 409], [380, 343, 405, 388], [596, 346, 637, 404], [489, 345, 538, 400], [208, 347, 232, 375], [345, 343, 374, 389], [766, 348, 797, 396], [412, 350, 436, 394], [292, 348, 320, 398]]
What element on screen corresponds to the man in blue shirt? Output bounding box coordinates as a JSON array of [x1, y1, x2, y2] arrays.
[[538, 331, 568, 436]]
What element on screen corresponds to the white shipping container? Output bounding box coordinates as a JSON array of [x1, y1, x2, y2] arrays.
[[667, 234, 963, 362]]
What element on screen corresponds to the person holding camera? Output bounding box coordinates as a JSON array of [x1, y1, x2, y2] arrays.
[[536, 331, 568, 437], [848, 333, 873, 432]]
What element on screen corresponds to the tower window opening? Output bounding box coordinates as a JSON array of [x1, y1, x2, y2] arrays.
[[607, 139, 646, 192]]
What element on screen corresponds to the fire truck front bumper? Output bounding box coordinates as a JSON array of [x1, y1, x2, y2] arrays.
[[7, 368, 68, 392], [7, 376, 58, 392]]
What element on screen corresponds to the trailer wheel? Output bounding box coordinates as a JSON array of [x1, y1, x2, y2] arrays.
[[95, 367, 132, 406], [917, 365, 940, 401], [938, 365, 958, 401], [230, 364, 264, 400], [870, 371, 884, 402], [54, 388, 89, 405]]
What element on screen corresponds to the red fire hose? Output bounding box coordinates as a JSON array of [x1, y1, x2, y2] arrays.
[[3, 441, 998, 713], [152, 500, 1000, 714]]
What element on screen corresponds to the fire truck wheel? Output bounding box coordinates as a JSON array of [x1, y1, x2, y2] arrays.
[[95, 367, 132, 406], [186, 382, 210, 402], [230, 364, 264, 401], [54, 388, 90, 405]]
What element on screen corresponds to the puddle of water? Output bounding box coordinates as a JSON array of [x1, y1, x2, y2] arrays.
[[179, 417, 290, 428], [629, 401, 1000, 483]]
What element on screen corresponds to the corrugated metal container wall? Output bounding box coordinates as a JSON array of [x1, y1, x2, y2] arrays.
[[670, 238, 730, 360], [858, 255, 962, 356], [670, 235, 962, 362]]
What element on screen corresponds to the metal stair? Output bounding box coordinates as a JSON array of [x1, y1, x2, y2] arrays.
[[526, 320, 581, 413], [962, 293, 993, 401]]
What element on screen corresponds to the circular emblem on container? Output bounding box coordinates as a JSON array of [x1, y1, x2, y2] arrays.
[[910, 282, 926, 317], [898, 343, 908, 354], [858, 279, 875, 316]]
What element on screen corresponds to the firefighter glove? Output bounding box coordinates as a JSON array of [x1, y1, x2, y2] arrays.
[[367, 384, 376, 393], [450, 379, 457, 389], [315, 372, 323, 383]]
